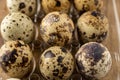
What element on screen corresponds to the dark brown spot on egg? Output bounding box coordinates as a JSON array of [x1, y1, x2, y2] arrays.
[[91, 62, 96, 66], [8, 36, 11, 38], [18, 50, 23, 53], [83, 42, 105, 62], [60, 47, 67, 53], [90, 68, 97, 75], [59, 75, 64, 79], [91, 11, 98, 17], [64, 37, 69, 45], [23, 32, 26, 34], [91, 11, 102, 18], [48, 33, 62, 45], [31, 2, 34, 4], [19, 19, 22, 21], [89, 33, 96, 39], [12, 20, 16, 22], [97, 32, 107, 40], [30, 29, 33, 31], [84, 1, 87, 3], [3, 29, 5, 32], [83, 32, 86, 35], [10, 49, 18, 63], [44, 50, 56, 58], [16, 23, 19, 26], [47, 66, 49, 69], [19, 2, 26, 10], [53, 69, 59, 76], [60, 64, 64, 67], [21, 56, 28, 67], [15, 41, 24, 47], [50, 33, 62, 39], [1, 49, 18, 68], [62, 67, 68, 73], [57, 56, 64, 63], [82, 4, 88, 11], [26, 34, 29, 37], [29, 6, 32, 12], [47, 39, 56, 46], [10, 44, 13, 47], [21, 16, 24, 18], [18, 38, 21, 40], [55, 0, 61, 7], [21, 10, 25, 13]]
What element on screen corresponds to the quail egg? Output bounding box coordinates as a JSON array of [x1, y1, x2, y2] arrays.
[[0, 12, 35, 43], [0, 40, 33, 78], [75, 42, 112, 80], [77, 11, 109, 43], [41, 0, 71, 14], [74, 0, 103, 14], [39, 46, 74, 80], [6, 0, 37, 17], [40, 11, 74, 46]]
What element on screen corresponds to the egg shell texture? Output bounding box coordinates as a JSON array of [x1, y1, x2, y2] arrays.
[[7, 0, 37, 17], [77, 11, 109, 43], [41, 0, 71, 14], [75, 42, 112, 79], [39, 46, 74, 80], [0, 12, 35, 43], [74, 0, 103, 14], [0, 41, 33, 78], [40, 12, 74, 46]]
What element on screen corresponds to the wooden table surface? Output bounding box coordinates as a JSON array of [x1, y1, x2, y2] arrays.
[[0, 0, 120, 80]]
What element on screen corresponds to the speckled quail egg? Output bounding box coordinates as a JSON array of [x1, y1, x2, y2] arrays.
[[74, 0, 103, 14], [39, 46, 74, 80], [75, 42, 112, 80], [6, 0, 37, 17], [40, 11, 74, 46], [0, 12, 35, 43], [41, 0, 71, 14], [0, 40, 33, 78], [77, 11, 109, 43]]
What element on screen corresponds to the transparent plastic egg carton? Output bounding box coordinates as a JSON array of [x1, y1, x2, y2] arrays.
[[0, 0, 120, 80]]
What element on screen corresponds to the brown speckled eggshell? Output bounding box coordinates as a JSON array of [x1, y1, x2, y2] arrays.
[[75, 42, 112, 80], [77, 11, 109, 43], [74, 0, 103, 14], [0, 41, 33, 78], [41, 0, 71, 14], [40, 12, 74, 46], [7, 0, 37, 17], [39, 46, 74, 80], [0, 12, 35, 44]]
